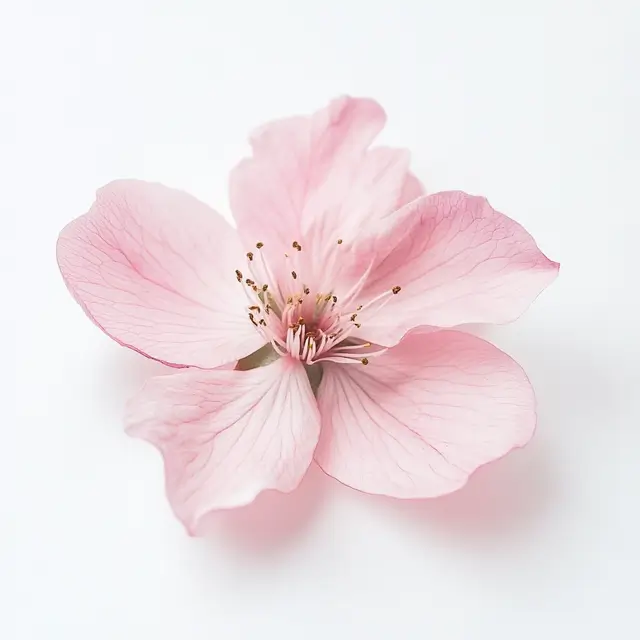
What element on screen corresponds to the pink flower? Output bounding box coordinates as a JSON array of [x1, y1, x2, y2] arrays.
[[57, 96, 559, 535]]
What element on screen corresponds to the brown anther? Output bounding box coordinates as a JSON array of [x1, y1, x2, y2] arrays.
[[262, 284, 268, 292], [304, 287, 310, 295], [355, 323, 362, 329], [286, 296, 294, 305], [324, 294, 332, 302], [392, 286, 402, 294], [235, 269, 243, 281], [298, 298, 303, 304], [361, 358, 369, 365], [291, 271, 297, 279], [246, 252, 254, 261], [356, 305, 363, 311], [245, 278, 255, 286], [248, 305, 261, 312], [298, 317, 305, 325], [251, 285, 258, 293], [350, 314, 358, 322], [248, 313, 258, 326], [259, 319, 266, 326], [332, 295, 338, 303], [265, 305, 271, 314], [337, 239, 343, 245], [256, 242, 264, 249], [292, 241, 302, 251]]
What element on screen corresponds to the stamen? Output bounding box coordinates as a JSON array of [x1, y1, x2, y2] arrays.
[[256, 242, 264, 249], [361, 358, 369, 365], [337, 239, 343, 245], [246, 252, 254, 261], [291, 271, 297, 279], [235, 270, 243, 282], [292, 241, 302, 251], [392, 286, 401, 294]]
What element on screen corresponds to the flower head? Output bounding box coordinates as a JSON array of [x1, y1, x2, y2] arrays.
[[57, 97, 559, 535]]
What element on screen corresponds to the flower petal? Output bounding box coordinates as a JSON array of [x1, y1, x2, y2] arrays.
[[356, 191, 559, 346], [125, 357, 320, 534], [314, 329, 535, 498], [57, 180, 265, 368], [229, 96, 414, 256]]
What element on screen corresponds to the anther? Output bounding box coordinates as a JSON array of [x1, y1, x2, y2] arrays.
[[235, 270, 243, 281], [249, 313, 258, 326], [259, 319, 266, 326], [304, 287, 310, 295], [355, 323, 361, 328], [291, 271, 297, 279], [332, 295, 337, 303], [361, 358, 369, 365], [256, 242, 264, 249], [245, 278, 255, 286], [392, 286, 401, 294], [262, 284, 268, 292], [357, 305, 363, 311], [350, 314, 358, 322], [246, 252, 254, 261], [248, 305, 261, 312], [298, 317, 305, 325], [286, 296, 293, 305], [292, 241, 302, 251], [337, 239, 343, 245]]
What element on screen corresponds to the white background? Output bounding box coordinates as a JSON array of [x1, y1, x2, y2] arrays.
[[3, 1, 639, 638]]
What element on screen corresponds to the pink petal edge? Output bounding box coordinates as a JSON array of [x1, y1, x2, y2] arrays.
[[57, 180, 265, 369], [314, 329, 536, 498], [355, 191, 559, 346], [125, 357, 321, 535], [229, 96, 424, 259]]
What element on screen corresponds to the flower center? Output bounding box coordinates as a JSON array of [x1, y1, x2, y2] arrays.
[[235, 240, 401, 366]]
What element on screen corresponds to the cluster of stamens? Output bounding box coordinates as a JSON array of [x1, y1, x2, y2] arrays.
[[234, 239, 401, 365]]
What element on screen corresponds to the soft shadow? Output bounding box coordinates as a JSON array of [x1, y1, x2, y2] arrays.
[[374, 439, 555, 549], [195, 464, 330, 554], [96, 343, 170, 413]]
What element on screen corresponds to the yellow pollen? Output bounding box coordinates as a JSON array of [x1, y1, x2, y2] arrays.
[[324, 294, 332, 302], [392, 286, 401, 294], [361, 358, 369, 365]]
